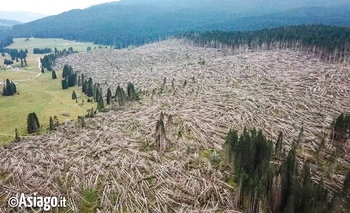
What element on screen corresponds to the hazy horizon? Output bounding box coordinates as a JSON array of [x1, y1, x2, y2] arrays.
[[1, 0, 120, 16]]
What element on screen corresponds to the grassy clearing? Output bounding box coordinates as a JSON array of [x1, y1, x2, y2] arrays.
[[0, 69, 96, 145], [0, 70, 36, 82], [0, 38, 100, 145], [7, 38, 109, 53]]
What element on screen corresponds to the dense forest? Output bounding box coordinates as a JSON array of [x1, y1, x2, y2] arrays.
[[33, 48, 52, 54], [180, 25, 350, 63], [226, 122, 350, 213], [0, 1, 347, 47], [40, 47, 74, 71], [0, 36, 13, 50]]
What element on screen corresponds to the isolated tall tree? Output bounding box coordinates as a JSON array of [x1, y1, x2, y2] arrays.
[[87, 78, 93, 97], [275, 131, 283, 160], [93, 83, 99, 101], [106, 88, 112, 105], [97, 90, 104, 111], [82, 80, 87, 93], [77, 75, 81, 86], [72, 90, 77, 100], [27, 112, 40, 134], [81, 74, 85, 91], [127, 82, 138, 101], [61, 79, 68, 89], [62, 64, 70, 78], [67, 72, 77, 87], [49, 116, 55, 131], [2, 79, 16, 96], [115, 85, 126, 106], [115, 85, 122, 101], [52, 70, 57, 79]]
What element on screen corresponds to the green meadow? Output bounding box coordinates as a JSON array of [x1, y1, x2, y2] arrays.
[[0, 38, 99, 145]]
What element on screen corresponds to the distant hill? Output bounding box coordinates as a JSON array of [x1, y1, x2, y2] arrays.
[[208, 6, 350, 31], [4, 0, 350, 47], [0, 19, 21, 26], [0, 11, 46, 23]]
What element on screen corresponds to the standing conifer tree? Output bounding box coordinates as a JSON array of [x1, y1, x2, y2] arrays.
[[27, 112, 40, 134], [281, 147, 298, 212], [343, 169, 350, 207], [275, 131, 283, 160], [61, 79, 68, 89], [87, 78, 93, 97], [127, 82, 137, 101], [106, 88, 112, 105], [72, 90, 77, 100], [97, 91, 104, 111], [49, 116, 55, 131], [62, 64, 69, 78], [2, 79, 16, 96], [52, 70, 57, 79]]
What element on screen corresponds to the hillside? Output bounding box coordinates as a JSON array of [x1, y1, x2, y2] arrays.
[[4, 0, 350, 47], [1, 37, 349, 211], [0, 19, 21, 26], [210, 6, 350, 31]]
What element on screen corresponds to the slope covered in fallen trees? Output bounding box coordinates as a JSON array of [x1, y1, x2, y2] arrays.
[[55, 39, 350, 188], [1, 38, 350, 211]]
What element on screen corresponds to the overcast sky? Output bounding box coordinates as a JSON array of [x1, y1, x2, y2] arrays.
[[2, 0, 119, 15]]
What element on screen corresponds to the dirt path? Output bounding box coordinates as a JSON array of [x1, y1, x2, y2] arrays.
[[12, 57, 42, 82]]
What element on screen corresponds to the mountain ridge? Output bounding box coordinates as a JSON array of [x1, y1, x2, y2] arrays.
[[3, 1, 350, 47]]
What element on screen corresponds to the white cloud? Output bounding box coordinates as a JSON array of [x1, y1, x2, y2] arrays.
[[2, 0, 120, 15]]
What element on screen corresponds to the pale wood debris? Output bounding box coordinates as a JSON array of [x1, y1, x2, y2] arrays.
[[1, 39, 350, 211]]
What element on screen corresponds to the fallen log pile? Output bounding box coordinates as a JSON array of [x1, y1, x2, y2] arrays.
[[0, 39, 349, 211]]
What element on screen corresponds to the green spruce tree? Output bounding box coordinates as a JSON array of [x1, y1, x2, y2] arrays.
[[127, 82, 138, 101], [87, 78, 93, 97], [106, 88, 112, 105], [343, 169, 350, 207], [52, 70, 57, 79], [97, 90, 104, 111], [27, 112, 40, 134], [72, 90, 77, 100], [61, 78, 68, 89], [275, 131, 283, 160], [49, 116, 55, 131]]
